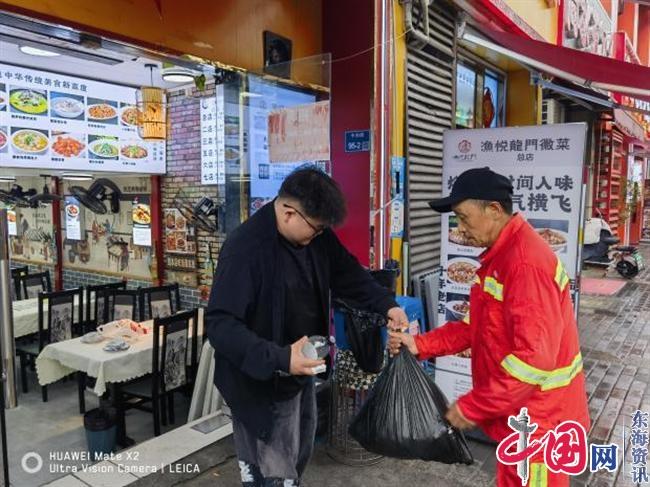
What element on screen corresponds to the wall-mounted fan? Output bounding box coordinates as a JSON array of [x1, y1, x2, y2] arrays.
[[173, 189, 219, 233], [0, 177, 62, 208], [0, 185, 33, 207], [70, 178, 122, 214]]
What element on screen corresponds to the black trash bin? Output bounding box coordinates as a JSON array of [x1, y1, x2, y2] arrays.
[[84, 408, 117, 460]]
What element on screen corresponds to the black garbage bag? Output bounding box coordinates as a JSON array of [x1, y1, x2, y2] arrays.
[[349, 349, 474, 464], [340, 303, 386, 374]]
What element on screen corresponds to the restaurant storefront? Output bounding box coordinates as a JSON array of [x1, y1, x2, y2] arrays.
[[0, 4, 331, 485]]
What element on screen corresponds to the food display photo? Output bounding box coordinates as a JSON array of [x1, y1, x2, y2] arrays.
[[51, 132, 86, 158], [445, 291, 470, 322], [446, 255, 480, 288], [50, 92, 85, 120], [86, 97, 118, 124], [527, 218, 569, 254]]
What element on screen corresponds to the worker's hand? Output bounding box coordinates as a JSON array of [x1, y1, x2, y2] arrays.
[[387, 331, 418, 356], [445, 402, 476, 430], [289, 336, 325, 376], [386, 306, 409, 332]]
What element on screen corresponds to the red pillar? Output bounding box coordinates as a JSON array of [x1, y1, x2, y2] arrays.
[[53, 177, 63, 291], [150, 175, 164, 286]]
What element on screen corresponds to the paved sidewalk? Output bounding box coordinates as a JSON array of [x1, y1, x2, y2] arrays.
[[158, 246, 650, 487]]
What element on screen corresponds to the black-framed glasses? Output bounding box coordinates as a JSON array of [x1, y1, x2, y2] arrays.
[[283, 203, 327, 236]]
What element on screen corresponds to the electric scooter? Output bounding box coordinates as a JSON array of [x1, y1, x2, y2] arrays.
[[583, 215, 644, 279]]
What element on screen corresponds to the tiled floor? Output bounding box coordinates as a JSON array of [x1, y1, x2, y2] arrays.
[[3, 371, 193, 487]]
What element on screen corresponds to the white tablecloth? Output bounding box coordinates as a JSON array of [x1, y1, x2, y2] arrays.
[[188, 339, 223, 422], [36, 309, 203, 396], [13, 295, 89, 339]]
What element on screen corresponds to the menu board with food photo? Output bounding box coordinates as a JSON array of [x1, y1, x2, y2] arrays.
[[438, 123, 587, 333], [132, 199, 152, 247], [164, 208, 197, 257], [0, 62, 165, 173], [0, 83, 6, 112], [0, 126, 7, 154]]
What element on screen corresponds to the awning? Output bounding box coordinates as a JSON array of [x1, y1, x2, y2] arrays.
[[463, 26, 650, 101], [614, 109, 646, 141]]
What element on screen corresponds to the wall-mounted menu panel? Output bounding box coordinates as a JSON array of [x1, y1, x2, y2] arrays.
[[0, 63, 165, 174]]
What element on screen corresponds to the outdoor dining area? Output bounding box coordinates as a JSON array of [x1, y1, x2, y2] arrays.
[[6, 263, 215, 485]]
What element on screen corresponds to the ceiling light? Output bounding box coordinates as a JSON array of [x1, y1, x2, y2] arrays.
[[19, 45, 60, 57], [161, 65, 196, 83], [0, 176, 16, 182], [62, 172, 93, 181]]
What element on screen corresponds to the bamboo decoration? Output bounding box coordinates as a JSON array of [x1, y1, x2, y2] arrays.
[[137, 86, 167, 140]]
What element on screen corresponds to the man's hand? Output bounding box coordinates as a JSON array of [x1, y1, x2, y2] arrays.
[[387, 331, 419, 356], [386, 306, 409, 332], [289, 336, 325, 376], [445, 402, 476, 430]]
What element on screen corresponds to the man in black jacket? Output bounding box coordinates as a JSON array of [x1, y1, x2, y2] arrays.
[[207, 167, 408, 486]]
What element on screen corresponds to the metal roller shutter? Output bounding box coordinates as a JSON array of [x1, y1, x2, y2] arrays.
[[406, 2, 456, 279]]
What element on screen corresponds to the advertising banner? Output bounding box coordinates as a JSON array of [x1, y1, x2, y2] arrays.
[[268, 100, 330, 163], [64, 196, 83, 241], [0, 63, 165, 174], [7, 209, 17, 236], [435, 123, 587, 394], [132, 198, 152, 247]]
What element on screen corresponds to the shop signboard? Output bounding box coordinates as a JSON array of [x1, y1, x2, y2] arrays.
[[563, 0, 612, 57], [200, 86, 225, 185], [132, 197, 152, 247], [64, 196, 84, 241], [0, 63, 165, 174], [620, 96, 650, 140], [435, 123, 587, 398]]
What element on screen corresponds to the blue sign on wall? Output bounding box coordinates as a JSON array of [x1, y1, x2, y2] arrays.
[[345, 130, 370, 153]]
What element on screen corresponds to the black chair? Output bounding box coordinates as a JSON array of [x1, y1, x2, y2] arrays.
[[18, 271, 52, 300], [116, 309, 199, 436], [10, 266, 28, 300], [85, 281, 127, 332], [104, 289, 139, 323], [139, 284, 181, 321], [15, 288, 86, 410]]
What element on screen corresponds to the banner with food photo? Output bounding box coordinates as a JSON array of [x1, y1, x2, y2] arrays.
[[64, 196, 84, 241], [132, 198, 152, 247], [0, 63, 165, 173], [439, 123, 587, 335], [435, 124, 586, 394]]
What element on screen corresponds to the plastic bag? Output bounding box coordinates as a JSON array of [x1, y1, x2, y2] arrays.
[[341, 304, 386, 374], [349, 349, 474, 464]]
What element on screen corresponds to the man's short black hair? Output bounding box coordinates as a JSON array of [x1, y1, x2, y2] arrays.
[[278, 166, 347, 226]]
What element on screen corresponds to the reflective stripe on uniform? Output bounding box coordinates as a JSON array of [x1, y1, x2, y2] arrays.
[[484, 276, 504, 301], [554, 259, 570, 293], [501, 352, 583, 391], [530, 463, 548, 487]]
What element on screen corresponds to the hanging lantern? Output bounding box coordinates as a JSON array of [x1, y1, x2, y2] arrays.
[[137, 64, 167, 141]]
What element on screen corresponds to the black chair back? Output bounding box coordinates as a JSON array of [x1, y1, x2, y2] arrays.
[[20, 271, 52, 300], [152, 309, 199, 395], [140, 284, 181, 321], [86, 281, 127, 329], [10, 266, 28, 300], [104, 289, 139, 322], [38, 288, 84, 350]]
